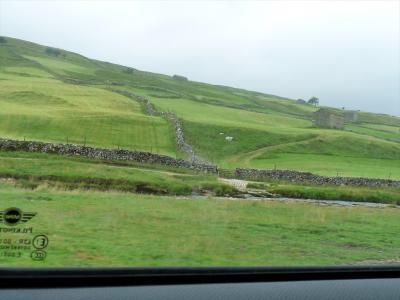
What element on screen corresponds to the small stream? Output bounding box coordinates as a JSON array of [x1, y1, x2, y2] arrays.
[[193, 195, 399, 209]]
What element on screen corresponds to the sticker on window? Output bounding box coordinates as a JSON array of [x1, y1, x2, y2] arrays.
[[0, 207, 49, 261]]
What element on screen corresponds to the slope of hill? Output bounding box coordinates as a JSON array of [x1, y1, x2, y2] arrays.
[[1, 36, 399, 179]]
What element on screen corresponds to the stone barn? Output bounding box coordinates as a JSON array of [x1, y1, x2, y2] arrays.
[[344, 111, 358, 123], [314, 108, 344, 129]]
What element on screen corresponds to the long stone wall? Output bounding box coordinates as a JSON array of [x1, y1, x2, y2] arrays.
[[0, 139, 218, 173], [1, 138, 399, 188], [112, 89, 202, 163], [160, 111, 200, 163], [235, 168, 400, 188]]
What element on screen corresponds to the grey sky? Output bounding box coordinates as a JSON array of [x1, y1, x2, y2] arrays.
[[0, 0, 399, 115]]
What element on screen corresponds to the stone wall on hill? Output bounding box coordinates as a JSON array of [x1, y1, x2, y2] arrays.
[[1, 138, 398, 188], [235, 168, 400, 188], [0, 139, 218, 173], [112, 89, 202, 163]]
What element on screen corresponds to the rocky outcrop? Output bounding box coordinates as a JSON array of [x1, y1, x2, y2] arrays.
[[0, 139, 218, 173], [235, 168, 400, 188]]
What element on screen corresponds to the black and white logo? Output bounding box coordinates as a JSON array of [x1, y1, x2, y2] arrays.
[[0, 207, 37, 226]]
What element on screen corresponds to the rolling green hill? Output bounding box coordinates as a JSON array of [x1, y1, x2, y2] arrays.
[[1, 36, 399, 179]]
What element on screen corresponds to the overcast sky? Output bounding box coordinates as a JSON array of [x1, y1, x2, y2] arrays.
[[0, 0, 399, 115]]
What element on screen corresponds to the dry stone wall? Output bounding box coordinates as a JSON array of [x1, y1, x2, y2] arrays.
[[1, 138, 398, 187], [235, 168, 400, 188], [112, 89, 202, 163], [0, 139, 218, 173]]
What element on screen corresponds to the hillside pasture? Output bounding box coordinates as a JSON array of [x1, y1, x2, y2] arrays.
[[1, 37, 400, 180], [345, 123, 400, 142], [0, 69, 177, 155]]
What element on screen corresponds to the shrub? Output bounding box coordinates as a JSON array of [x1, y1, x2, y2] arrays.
[[172, 74, 188, 81], [124, 67, 134, 74], [45, 47, 61, 56]]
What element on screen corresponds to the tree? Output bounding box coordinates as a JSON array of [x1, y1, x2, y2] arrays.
[[0, 37, 6, 43], [124, 67, 134, 74], [45, 47, 61, 56], [172, 74, 188, 81], [308, 96, 319, 106]]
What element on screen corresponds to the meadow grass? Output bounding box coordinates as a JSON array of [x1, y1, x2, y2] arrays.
[[182, 120, 315, 164], [150, 97, 312, 130], [23, 55, 95, 75], [249, 154, 400, 179], [265, 182, 400, 204], [345, 124, 400, 142], [0, 70, 177, 156], [1, 36, 399, 179], [0, 151, 234, 196], [1, 37, 400, 269], [1, 151, 397, 203], [0, 182, 399, 267]]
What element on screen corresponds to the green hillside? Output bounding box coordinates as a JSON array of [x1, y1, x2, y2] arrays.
[[1, 36, 399, 179]]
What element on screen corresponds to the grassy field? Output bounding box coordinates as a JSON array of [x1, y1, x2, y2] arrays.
[[249, 154, 400, 179], [345, 123, 400, 142], [0, 36, 399, 179], [0, 72, 177, 156], [1, 182, 399, 267], [0, 151, 235, 196], [0, 37, 400, 269], [263, 182, 400, 204], [1, 151, 399, 203]]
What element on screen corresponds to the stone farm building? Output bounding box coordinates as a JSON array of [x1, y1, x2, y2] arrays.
[[314, 108, 344, 129], [344, 111, 358, 123]]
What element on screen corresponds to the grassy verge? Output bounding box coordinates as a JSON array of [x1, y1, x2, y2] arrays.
[[1, 150, 398, 203], [267, 183, 400, 204], [0, 151, 200, 175], [1, 182, 400, 267], [0, 151, 236, 196]]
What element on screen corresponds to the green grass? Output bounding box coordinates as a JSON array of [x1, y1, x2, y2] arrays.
[[1, 182, 400, 267], [151, 97, 312, 131], [0, 151, 235, 196], [23, 55, 94, 75], [250, 154, 400, 179], [266, 183, 400, 204], [346, 124, 400, 142], [359, 112, 400, 127], [242, 132, 400, 178], [2, 151, 397, 203], [183, 121, 315, 165], [363, 123, 400, 133], [0, 71, 177, 156], [149, 94, 400, 177], [1, 36, 400, 179]]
